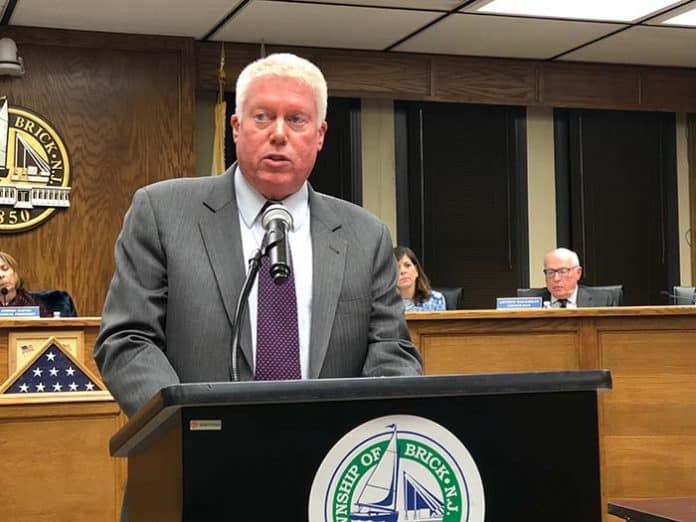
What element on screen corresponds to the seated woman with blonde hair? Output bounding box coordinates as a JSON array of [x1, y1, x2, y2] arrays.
[[394, 246, 446, 312], [0, 251, 50, 316]]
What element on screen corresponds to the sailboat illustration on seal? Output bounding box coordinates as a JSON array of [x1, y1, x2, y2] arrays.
[[0, 97, 8, 178], [351, 425, 445, 522], [0, 98, 71, 224], [0, 97, 50, 182]]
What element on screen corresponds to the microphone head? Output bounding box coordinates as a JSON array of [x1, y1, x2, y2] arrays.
[[1, 287, 8, 296], [261, 203, 293, 231], [270, 264, 291, 284]]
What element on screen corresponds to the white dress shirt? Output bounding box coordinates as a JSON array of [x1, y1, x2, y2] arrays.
[[234, 167, 313, 378], [551, 287, 578, 308]]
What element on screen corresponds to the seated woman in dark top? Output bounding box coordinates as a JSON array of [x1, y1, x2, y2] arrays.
[[393, 245, 446, 312], [0, 251, 51, 317]]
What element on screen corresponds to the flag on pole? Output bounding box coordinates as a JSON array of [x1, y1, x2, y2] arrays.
[[211, 43, 227, 176]]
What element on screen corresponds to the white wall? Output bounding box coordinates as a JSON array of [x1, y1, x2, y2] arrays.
[[677, 113, 692, 285], [526, 107, 557, 287], [360, 98, 397, 242]]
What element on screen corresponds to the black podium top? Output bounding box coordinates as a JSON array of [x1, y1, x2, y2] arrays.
[[111, 370, 611, 457]]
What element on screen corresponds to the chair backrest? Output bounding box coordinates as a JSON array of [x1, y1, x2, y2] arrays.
[[673, 286, 695, 305], [433, 287, 462, 310], [516, 287, 547, 299], [581, 284, 624, 306], [30, 290, 78, 317]]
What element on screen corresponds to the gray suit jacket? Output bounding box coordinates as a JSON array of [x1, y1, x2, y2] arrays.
[[535, 286, 622, 307], [94, 168, 422, 417]]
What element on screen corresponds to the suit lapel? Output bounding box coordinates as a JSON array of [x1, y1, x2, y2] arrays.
[[577, 286, 592, 307], [198, 166, 254, 374], [308, 189, 346, 378]]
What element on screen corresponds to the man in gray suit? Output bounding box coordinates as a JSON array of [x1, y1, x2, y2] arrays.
[[542, 248, 621, 307], [94, 53, 422, 420]]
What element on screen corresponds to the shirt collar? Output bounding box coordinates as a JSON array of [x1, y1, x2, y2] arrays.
[[234, 166, 309, 231], [551, 286, 579, 306]]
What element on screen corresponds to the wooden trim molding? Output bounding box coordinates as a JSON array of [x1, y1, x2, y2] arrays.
[[197, 42, 696, 113]]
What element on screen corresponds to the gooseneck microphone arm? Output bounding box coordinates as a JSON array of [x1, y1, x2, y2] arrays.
[[230, 239, 267, 382], [1, 287, 8, 306]]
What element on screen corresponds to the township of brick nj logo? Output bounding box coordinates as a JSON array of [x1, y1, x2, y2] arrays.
[[309, 415, 485, 522], [0, 97, 71, 232]]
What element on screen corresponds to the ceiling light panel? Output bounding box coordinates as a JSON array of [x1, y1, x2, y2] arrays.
[[661, 6, 696, 25], [473, 0, 683, 22]]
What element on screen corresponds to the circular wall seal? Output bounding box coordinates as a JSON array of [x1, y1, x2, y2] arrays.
[[309, 415, 485, 522], [0, 98, 71, 233]]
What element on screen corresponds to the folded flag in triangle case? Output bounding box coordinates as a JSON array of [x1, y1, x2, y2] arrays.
[[3, 340, 102, 394]]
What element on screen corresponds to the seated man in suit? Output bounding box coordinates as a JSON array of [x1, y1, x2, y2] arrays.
[[543, 248, 620, 308]]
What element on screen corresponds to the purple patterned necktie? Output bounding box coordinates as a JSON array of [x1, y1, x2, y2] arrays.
[[255, 250, 301, 380]]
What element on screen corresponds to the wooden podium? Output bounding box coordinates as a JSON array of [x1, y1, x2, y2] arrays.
[[111, 370, 611, 521]]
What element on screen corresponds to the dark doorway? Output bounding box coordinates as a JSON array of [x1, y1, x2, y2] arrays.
[[395, 101, 528, 309], [555, 109, 678, 305]]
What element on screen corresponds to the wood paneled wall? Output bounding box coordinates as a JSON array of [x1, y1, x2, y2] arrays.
[[197, 42, 696, 112], [0, 27, 195, 316]]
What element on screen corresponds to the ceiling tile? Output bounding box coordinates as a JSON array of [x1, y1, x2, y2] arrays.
[[561, 26, 696, 67], [394, 13, 622, 60], [290, 0, 461, 10], [213, 1, 441, 50], [10, 0, 241, 38]]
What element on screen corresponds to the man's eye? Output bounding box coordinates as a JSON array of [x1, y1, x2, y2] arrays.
[[288, 115, 308, 126], [253, 113, 270, 122]]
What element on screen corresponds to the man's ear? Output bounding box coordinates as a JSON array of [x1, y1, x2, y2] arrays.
[[231, 114, 240, 142], [316, 121, 328, 151]]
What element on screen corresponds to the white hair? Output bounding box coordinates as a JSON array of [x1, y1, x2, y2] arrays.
[[235, 53, 328, 125], [545, 248, 580, 266]]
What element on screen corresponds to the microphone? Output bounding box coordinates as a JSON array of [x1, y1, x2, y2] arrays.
[[261, 203, 293, 284], [660, 289, 696, 305], [1, 287, 8, 306]]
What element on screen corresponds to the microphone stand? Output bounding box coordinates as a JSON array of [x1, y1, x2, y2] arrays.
[[229, 212, 290, 381], [229, 233, 273, 382]]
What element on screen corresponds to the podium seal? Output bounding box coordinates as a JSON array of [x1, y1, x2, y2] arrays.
[[309, 415, 485, 522]]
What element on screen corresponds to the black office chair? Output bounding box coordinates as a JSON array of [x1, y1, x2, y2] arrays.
[[30, 290, 78, 317], [516, 287, 547, 299], [672, 286, 695, 305], [581, 284, 624, 306], [433, 287, 462, 310]]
